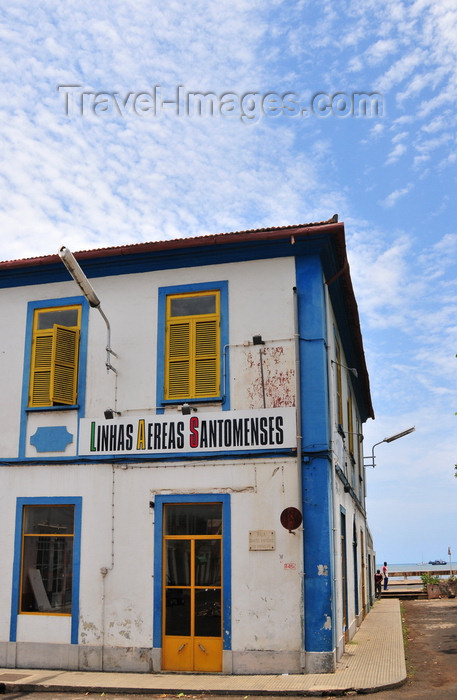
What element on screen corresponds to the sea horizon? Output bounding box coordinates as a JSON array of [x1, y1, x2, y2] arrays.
[[376, 562, 456, 572]]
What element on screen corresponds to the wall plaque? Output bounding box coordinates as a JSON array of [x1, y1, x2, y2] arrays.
[[249, 530, 276, 551]]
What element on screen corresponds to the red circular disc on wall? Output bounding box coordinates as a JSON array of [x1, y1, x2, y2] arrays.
[[280, 507, 303, 532]]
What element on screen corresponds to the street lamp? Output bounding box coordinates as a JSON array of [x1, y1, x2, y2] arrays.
[[59, 246, 118, 374], [331, 359, 358, 378], [364, 426, 415, 468]]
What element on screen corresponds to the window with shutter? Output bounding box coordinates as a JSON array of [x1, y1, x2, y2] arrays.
[[347, 392, 354, 455], [29, 306, 81, 407], [335, 340, 343, 427], [165, 292, 220, 400]]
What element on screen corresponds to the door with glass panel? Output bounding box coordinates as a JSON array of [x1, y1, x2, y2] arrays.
[[162, 503, 222, 672]]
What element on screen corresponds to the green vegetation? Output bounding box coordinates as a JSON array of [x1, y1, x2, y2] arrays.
[[420, 572, 440, 590], [400, 604, 415, 678]]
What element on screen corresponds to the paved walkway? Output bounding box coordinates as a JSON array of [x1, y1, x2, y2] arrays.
[[0, 598, 406, 696]]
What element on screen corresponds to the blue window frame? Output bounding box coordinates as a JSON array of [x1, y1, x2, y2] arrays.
[[156, 281, 229, 410], [153, 493, 232, 650], [10, 497, 82, 644], [19, 296, 89, 458]]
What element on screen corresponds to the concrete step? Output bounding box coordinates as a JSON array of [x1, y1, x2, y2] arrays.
[[380, 590, 427, 600]]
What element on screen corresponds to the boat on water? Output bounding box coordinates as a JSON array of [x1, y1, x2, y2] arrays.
[[429, 559, 446, 565]]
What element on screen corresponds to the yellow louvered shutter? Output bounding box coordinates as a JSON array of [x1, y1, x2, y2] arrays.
[[30, 332, 54, 406], [167, 321, 191, 399], [29, 324, 79, 407], [51, 326, 79, 405], [165, 292, 220, 400], [195, 319, 218, 396]]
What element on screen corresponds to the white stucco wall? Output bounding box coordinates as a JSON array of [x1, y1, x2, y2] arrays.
[[324, 289, 370, 655], [0, 249, 371, 674], [2, 457, 302, 653], [0, 256, 297, 441]]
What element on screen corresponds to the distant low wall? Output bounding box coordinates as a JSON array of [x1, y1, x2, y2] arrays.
[[390, 569, 453, 580]]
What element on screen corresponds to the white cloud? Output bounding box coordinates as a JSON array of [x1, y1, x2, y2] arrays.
[[380, 184, 412, 207], [0, 4, 316, 259], [386, 142, 407, 164], [1, 0, 457, 566], [365, 39, 398, 66], [376, 49, 425, 92]]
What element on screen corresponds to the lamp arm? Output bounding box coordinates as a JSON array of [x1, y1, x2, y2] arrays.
[[371, 439, 385, 462], [96, 306, 118, 374], [59, 247, 118, 375], [363, 439, 385, 468]]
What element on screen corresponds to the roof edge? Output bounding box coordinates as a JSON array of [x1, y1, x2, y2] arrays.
[[0, 217, 341, 269]]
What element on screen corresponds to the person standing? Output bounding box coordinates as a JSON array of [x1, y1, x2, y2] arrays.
[[382, 561, 388, 590], [375, 569, 383, 598]]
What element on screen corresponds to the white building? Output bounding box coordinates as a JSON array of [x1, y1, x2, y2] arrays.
[[0, 218, 375, 675]]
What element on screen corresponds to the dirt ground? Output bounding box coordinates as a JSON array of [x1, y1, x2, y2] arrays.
[[2, 597, 457, 699], [359, 597, 457, 699]]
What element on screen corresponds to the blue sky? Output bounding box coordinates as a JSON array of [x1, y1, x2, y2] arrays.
[[1, 1, 456, 565]]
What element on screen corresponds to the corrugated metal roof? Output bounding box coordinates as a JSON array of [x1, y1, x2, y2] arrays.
[[0, 215, 373, 419], [0, 216, 339, 267]]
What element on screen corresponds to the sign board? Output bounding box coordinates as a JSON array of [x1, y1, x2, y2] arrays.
[[249, 530, 276, 551], [79, 407, 296, 456]]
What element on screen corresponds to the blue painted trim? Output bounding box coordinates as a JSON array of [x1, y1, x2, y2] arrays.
[[353, 519, 359, 617], [156, 281, 230, 413], [160, 397, 222, 406], [19, 297, 89, 458], [221, 496, 232, 649], [26, 405, 79, 413], [30, 426, 74, 452], [295, 255, 335, 655], [0, 238, 314, 290], [153, 493, 231, 651], [0, 447, 295, 466], [301, 455, 334, 653], [9, 504, 24, 642], [152, 502, 163, 648], [78, 301, 89, 421], [71, 498, 82, 644], [340, 508, 349, 636], [10, 496, 82, 644], [295, 257, 329, 451]]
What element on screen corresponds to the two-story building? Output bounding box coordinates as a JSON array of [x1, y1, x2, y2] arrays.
[[0, 218, 375, 675]]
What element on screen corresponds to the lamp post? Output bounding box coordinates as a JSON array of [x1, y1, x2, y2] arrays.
[[364, 426, 415, 468], [59, 246, 118, 374], [331, 359, 358, 378]]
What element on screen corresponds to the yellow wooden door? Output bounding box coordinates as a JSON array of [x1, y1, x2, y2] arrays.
[[162, 504, 222, 672]]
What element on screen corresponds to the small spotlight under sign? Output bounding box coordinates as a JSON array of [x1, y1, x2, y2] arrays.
[[104, 408, 121, 419], [180, 403, 198, 415]]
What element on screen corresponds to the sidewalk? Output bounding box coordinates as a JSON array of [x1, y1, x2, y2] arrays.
[[0, 598, 406, 696]]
